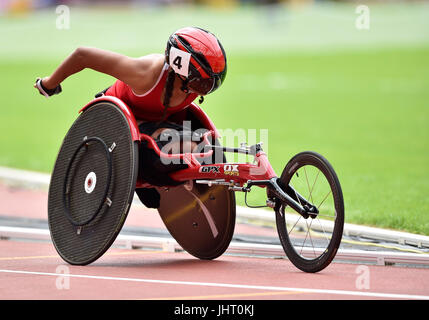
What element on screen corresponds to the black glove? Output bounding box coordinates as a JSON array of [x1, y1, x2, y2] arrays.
[[34, 78, 62, 98]]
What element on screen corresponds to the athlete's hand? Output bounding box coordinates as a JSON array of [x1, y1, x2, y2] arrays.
[[34, 77, 62, 98]]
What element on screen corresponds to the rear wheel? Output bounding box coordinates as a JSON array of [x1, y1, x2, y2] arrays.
[[275, 151, 344, 273]]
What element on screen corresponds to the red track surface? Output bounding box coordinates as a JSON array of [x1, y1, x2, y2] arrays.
[[1, 182, 429, 300]]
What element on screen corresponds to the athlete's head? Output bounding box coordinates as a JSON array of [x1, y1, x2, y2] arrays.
[[165, 27, 227, 96]]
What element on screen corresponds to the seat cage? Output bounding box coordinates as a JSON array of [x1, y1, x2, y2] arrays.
[[80, 96, 277, 189]]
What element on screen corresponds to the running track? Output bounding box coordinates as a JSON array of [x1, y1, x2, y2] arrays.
[[0, 182, 428, 301]]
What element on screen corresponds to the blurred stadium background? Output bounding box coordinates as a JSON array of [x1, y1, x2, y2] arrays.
[[0, 0, 428, 234]]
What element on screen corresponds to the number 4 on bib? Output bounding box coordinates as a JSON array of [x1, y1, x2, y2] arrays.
[[169, 47, 191, 77], [173, 56, 183, 70]]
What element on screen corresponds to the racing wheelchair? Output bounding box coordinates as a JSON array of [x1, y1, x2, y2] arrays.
[[48, 96, 344, 273]]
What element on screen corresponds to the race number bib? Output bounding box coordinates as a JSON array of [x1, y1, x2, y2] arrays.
[[169, 46, 191, 77]]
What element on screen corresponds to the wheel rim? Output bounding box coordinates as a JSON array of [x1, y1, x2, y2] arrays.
[[280, 162, 341, 261]]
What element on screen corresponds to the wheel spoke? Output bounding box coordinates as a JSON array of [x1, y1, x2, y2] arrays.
[[318, 189, 332, 209], [306, 219, 317, 258], [310, 170, 320, 202], [316, 213, 336, 219], [288, 213, 302, 236], [300, 219, 316, 258], [303, 167, 314, 204], [316, 217, 331, 247], [300, 221, 309, 255]]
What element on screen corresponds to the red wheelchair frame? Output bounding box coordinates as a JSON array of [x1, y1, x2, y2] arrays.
[[75, 94, 345, 273], [80, 95, 317, 218]]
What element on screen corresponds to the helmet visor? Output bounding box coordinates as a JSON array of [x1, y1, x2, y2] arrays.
[[187, 75, 222, 95]]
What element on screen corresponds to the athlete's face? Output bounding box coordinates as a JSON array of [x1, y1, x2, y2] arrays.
[[177, 74, 216, 96], [187, 77, 216, 96], [177, 74, 205, 96]]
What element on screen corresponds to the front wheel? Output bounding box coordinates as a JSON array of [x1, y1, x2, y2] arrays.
[[275, 151, 344, 273]]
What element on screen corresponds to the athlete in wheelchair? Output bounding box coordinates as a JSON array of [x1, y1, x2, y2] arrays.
[[35, 27, 344, 273]]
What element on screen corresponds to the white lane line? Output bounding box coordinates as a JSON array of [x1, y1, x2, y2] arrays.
[[0, 269, 428, 300]]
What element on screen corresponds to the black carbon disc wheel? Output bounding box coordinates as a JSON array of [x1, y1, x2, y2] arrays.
[[275, 151, 344, 273], [48, 102, 138, 265], [158, 182, 236, 260], [156, 139, 236, 260]]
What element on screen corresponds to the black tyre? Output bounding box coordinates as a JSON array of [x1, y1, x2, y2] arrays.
[[275, 151, 344, 273]]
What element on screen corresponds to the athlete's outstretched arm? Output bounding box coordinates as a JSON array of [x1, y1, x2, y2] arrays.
[[35, 47, 152, 92]]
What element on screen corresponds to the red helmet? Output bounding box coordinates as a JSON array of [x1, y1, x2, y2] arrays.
[[165, 27, 227, 95]]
